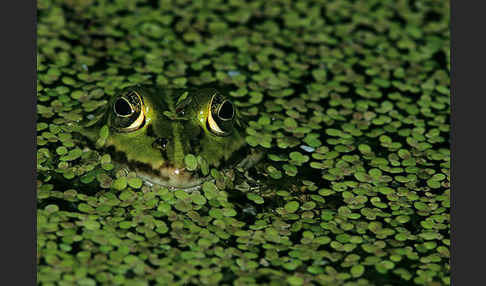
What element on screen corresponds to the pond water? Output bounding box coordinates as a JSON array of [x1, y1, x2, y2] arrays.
[[37, 0, 450, 285]]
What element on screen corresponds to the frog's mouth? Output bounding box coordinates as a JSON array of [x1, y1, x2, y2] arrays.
[[105, 142, 257, 191], [134, 165, 209, 191], [105, 146, 209, 190], [135, 146, 259, 190]]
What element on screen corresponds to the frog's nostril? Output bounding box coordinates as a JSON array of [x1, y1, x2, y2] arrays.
[[152, 138, 169, 150]]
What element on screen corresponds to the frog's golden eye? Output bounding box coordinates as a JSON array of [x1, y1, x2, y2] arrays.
[[207, 92, 235, 136], [111, 90, 145, 132]]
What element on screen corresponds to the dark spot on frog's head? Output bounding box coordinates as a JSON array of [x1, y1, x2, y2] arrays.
[[152, 137, 169, 151]]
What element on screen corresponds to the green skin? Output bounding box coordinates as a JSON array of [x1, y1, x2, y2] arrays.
[[79, 86, 247, 189]]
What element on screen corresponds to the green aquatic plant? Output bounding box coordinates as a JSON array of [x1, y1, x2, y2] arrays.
[[37, 0, 450, 285]]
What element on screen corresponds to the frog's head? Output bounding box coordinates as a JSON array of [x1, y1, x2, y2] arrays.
[[82, 86, 246, 189]]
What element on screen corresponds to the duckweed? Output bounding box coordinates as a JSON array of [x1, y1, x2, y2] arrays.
[[37, 0, 450, 285]]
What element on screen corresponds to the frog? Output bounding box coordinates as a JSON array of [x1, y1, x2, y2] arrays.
[[76, 85, 261, 190]]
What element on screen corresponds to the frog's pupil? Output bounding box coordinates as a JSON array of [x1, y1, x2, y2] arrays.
[[114, 98, 132, 116], [218, 101, 234, 120]]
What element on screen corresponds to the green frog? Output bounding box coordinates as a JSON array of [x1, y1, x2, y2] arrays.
[[77, 86, 259, 190]]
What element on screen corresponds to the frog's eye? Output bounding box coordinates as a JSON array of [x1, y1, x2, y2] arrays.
[[207, 92, 235, 136], [111, 90, 145, 132], [218, 101, 235, 120]]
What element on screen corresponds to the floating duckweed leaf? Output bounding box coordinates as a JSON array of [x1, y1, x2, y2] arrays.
[[283, 164, 298, 176], [112, 177, 127, 190], [286, 276, 304, 286], [289, 152, 309, 165], [266, 165, 282, 179], [246, 134, 272, 148], [175, 91, 190, 106], [60, 148, 82, 161], [301, 201, 316, 211], [55, 146, 68, 155], [358, 144, 372, 154], [427, 179, 441, 188], [285, 201, 300, 213], [191, 192, 207, 205], [119, 221, 132, 229], [119, 190, 136, 201], [45, 204, 59, 213], [284, 118, 298, 129], [209, 208, 223, 219], [376, 260, 395, 273], [96, 172, 112, 188], [197, 155, 209, 176], [303, 133, 321, 148], [127, 177, 143, 189], [351, 265, 365, 278], [202, 181, 218, 200], [184, 154, 198, 171], [100, 154, 111, 164], [378, 187, 394, 195], [96, 125, 109, 147], [247, 193, 264, 204], [78, 203, 94, 213]]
